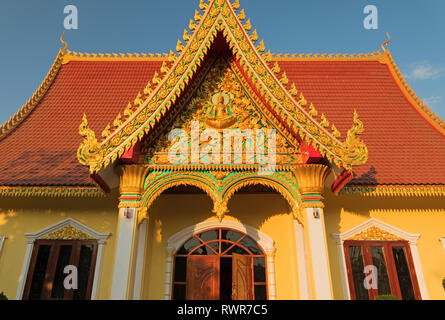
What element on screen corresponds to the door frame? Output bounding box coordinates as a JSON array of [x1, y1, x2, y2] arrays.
[[165, 220, 276, 300]]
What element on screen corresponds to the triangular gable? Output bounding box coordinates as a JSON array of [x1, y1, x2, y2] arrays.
[[332, 218, 421, 245], [24, 218, 111, 241], [142, 54, 302, 167], [77, 0, 368, 173]]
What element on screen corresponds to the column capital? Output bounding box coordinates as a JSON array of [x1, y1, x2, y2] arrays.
[[118, 165, 150, 208], [293, 164, 330, 194], [293, 164, 330, 208]]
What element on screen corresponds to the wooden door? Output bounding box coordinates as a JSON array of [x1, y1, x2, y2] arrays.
[[232, 253, 253, 300], [186, 256, 220, 300]]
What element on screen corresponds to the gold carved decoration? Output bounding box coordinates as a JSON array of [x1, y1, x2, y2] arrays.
[[340, 110, 368, 166], [143, 57, 300, 166], [137, 207, 149, 225], [348, 226, 404, 241], [205, 92, 237, 129], [77, 114, 103, 169], [140, 169, 304, 224], [41, 225, 94, 240], [76, 0, 369, 174], [119, 165, 150, 195], [293, 164, 330, 195]]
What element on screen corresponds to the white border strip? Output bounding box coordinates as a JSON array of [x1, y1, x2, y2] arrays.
[[0, 236, 5, 257]]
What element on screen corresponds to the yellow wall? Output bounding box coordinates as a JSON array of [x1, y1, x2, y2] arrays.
[[142, 193, 300, 300], [1, 189, 444, 300], [324, 192, 445, 300], [0, 193, 119, 300]]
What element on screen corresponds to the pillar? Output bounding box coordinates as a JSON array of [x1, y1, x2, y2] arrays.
[[110, 165, 149, 300], [293, 164, 332, 300]]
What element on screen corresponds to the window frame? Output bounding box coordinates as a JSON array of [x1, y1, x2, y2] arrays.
[[344, 240, 421, 300], [23, 239, 98, 300]]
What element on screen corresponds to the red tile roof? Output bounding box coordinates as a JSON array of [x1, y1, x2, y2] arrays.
[[0, 56, 443, 187], [278, 60, 445, 185], [0, 60, 162, 186]]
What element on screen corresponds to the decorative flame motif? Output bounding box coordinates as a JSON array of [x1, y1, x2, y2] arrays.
[[77, 114, 102, 170], [41, 225, 94, 240], [341, 110, 368, 166], [348, 226, 403, 241]]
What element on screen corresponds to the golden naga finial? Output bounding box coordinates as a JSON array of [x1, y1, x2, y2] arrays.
[[60, 31, 68, 52], [381, 32, 391, 51], [77, 114, 102, 171], [341, 110, 368, 167]]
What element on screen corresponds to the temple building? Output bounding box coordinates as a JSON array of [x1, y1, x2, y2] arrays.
[[0, 0, 444, 300]]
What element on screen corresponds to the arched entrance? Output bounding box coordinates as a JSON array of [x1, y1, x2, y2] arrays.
[[170, 227, 269, 300]]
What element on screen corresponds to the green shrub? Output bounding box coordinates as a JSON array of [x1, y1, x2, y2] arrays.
[[0, 292, 8, 300], [375, 294, 398, 300]]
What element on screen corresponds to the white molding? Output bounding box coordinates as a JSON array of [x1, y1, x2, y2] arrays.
[[293, 221, 311, 299], [332, 218, 428, 300], [132, 220, 148, 300], [15, 218, 111, 300], [440, 237, 445, 253], [306, 208, 333, 300], [165, 219, 276, 300], [0, 236, 6, 257], [111, 208, 137, 300]]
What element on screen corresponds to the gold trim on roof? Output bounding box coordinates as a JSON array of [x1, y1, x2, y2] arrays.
[[0, 186, 105, 197], [77, 0, 368, 174], [384, 49, 445, 135], [62, 50, 171, 64], [265, 50, 386, 62], [0, 40, 67, 142], [347, 226, 404, 241], [341, 185, 445, 197]]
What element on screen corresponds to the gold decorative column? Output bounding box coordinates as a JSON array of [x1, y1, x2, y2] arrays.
[[293, 164, 333, 300]]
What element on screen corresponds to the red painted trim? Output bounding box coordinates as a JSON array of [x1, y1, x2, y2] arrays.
[[121, 140, 141, 164], [301, 143, 322, 164], [332, 169, 352, 195], [90, 173, 110, 194]]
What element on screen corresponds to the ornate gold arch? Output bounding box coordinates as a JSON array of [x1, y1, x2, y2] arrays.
[[141, 170, 221, 216], [140, 168, 303, 224]]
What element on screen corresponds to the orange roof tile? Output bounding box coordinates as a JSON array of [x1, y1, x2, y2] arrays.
[[277, 59, 445, 185], [0, 60, 162, 185], [0, 55, 444, 186]]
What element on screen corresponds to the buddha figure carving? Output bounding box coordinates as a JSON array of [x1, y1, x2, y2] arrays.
[[205, 92, 237, 129]]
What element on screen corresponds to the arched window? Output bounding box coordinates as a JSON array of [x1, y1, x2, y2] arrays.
[[172, 228, 267, 300]]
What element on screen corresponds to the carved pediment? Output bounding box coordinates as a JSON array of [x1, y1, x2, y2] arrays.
[[142, 56, 302, 167]]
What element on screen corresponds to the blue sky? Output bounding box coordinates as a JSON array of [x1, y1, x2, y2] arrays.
[[0, 0, 444, 124]]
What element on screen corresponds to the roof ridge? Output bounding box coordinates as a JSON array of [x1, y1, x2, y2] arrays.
[[63, 50, 171, 63], [384, 50, 445, 135], [0, 47, 66, 142], [265, 49, 386, 61]]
